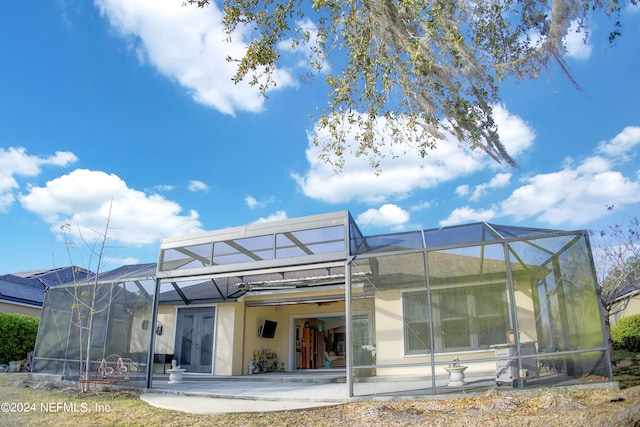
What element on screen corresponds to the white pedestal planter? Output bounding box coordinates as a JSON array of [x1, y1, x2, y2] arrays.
[[167, 368, 186, 384], [444, 366, 468, 386]]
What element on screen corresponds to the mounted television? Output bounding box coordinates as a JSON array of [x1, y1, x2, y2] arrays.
[[259, 320, 278, 338]]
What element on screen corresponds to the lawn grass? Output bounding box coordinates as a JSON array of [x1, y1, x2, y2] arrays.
[[614, 351, 640, 389], [1, 355, 639, 427]]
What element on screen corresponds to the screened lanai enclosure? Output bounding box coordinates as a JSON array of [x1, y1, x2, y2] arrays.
[[348, 221, 611, 396], [32, 264, 157, 389], [32, 211, 611, 396]]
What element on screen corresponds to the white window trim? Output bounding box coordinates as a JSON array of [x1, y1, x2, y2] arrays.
[[401, 281, 509, 356]]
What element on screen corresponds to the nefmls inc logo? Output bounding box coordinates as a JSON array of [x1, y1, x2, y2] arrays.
[[41, 402, 89, 413]]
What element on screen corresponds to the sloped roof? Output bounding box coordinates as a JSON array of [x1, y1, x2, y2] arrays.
[[0, 266, 89, 307], [613, 278, 640, 302], [358, 221, 582, 254], [11, 266, 92, 288], [0, 277, 46, 306]]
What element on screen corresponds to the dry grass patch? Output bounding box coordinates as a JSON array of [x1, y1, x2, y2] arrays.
[[2, 373, 640, 426]]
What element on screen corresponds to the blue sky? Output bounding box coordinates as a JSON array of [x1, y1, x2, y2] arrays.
[[1, 1, 639, 273]]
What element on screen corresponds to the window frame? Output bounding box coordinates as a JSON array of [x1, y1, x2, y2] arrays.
[[402, 281, 510, 355]]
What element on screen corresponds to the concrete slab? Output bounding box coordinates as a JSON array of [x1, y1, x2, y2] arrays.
[[140, 393, 341, 414], [141, 374, 351, 414], [138, 372, 618, 415]]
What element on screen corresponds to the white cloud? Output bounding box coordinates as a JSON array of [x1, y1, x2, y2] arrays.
[[0, 192, 14, 212], [439, 125, 640, 227], [153, 184, 175, 192], [596, 126, 640, 160], [455, 185, 470, 197], [188, 180, 209, 192], [526, 19, 592, 61], [245, 195, 259, 209], [251, 210, 288, 224], [245, 194, 274, 209], [0, 147, 77, 212], [410, 201, 431, 212], [499, 167, 640, 225], [94, 0, 295, 115], [292, 105, 534, 204], [495, 130, 639, 225], [439, 206, 497, 227], [19, 168, 203, 246], [467, 172, 512, 202], [491, 105, 536, 157], [109, 256, 141, 266], [278, 18, 329, 73], [565, 20, 592, 60], [572, 155, 611, 174], [356, 204, 410, 229]]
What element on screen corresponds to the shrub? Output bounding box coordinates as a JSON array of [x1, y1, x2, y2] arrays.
[[611, 314, 640, 353], [0, 312, 39, 364]]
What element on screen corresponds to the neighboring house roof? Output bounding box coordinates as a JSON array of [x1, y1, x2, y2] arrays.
[[0, 277, 46, 306], [0, 266, 91, 308], [12, 266, 92, 287], [613, 278, 640, 303]]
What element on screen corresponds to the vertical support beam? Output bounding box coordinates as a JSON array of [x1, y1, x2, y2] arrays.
[[64, 289, 75, 378], [424, 250, 437, 395], [102, 283, 114, 359], [584, 232, 615, 380], [345, 258, 353, 397], [146, 278, 161, 389], [504, 241, 525, 388], [553, 256, 574, 376], [241, 299, 248, 375]]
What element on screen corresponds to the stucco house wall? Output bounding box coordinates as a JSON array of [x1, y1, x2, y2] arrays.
[[0, 301, 41, 317], [611, 292, 640, 325]]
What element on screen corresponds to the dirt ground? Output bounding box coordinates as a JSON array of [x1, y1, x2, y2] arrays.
[[3, 372, 640, 427], [294, 384, 640, 426]]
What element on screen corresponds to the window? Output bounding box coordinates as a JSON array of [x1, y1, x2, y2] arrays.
[[439, 288, 471, 350], [403, 283, 509, 354], [402, 292, 431, 354], [475, 284, 509, 347]]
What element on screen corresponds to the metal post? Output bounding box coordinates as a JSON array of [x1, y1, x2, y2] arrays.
[[424, 250, 437, 394], [345, 258, 353, 397], [146, 278, 161, 389]]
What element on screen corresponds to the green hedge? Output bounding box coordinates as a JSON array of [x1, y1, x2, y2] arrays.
[[0, 312, 39, 364], [611, 314, 640, 353]]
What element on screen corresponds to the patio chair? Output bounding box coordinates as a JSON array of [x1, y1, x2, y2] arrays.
[[324, 351, 345, 368]]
